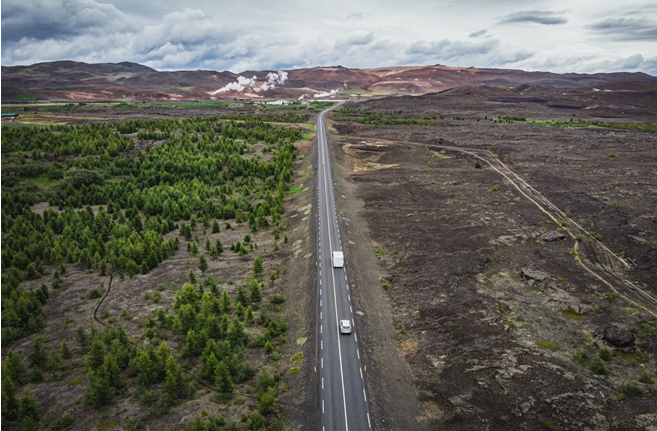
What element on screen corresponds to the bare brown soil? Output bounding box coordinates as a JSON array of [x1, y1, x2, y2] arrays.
[[327, 89, 657, 430]]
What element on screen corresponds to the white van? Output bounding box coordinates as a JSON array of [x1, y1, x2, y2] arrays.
[[332, 251, 344, 268]]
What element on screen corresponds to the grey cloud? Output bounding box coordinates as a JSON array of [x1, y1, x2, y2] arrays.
[[469, 29, 488, 38], [346, 12, 364, 20], [498, 10, 567, 25], [588, 17, 657, 41], [1, 0, 133, 42], [406, 39, 497, 59], [334, 32, 375, 49]]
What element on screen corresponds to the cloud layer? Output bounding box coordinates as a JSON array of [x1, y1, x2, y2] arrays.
[[2, 0, 656, 76]]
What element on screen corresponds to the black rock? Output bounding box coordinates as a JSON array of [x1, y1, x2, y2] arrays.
[[602, 326, 635, 348]]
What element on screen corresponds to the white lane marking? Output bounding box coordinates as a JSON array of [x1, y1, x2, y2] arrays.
[[320, 300, 322, 307], [319, 108, 350, 431], [363, 389, 367, 402], [357, 349, 360, 359], [360, 368, 363, 379], [346, 285, 349, 291], [321, 326, 323, 334], [348, 294, 351, 302], [323, 399, 325, 413], [321, 340, 323, 350], [321, 357, 323, 368], [320, 312, 322, 320], [367, 413, 371, 429], [322, 377, 324, 389], [350, 305, 352, 313], [354, 333, 357, 342]]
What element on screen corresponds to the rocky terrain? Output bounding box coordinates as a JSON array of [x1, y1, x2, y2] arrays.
[[326, 85, 657, 430]]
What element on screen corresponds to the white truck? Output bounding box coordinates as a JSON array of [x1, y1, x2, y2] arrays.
[[332, 251, 344, 268]]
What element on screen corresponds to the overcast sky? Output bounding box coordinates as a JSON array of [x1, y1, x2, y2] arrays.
[[2, 0, 657, 75]]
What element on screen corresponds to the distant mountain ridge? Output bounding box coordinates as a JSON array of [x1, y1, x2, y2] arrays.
[[2, 60, 656, 102]]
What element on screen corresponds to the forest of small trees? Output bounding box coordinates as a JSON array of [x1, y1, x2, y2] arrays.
[[1, 115, 301, 430]]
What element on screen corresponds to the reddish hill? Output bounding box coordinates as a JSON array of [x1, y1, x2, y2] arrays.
[[1, 60, 655, 102]]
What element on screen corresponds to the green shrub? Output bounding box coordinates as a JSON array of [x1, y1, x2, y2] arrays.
[[589, 356, 609, 375], [618, 381, 643, 396], [51, 412, 74, 431], [271, 294, 285, 304]]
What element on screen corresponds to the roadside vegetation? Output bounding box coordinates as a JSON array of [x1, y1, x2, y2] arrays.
[[1, 115, 303, 430]]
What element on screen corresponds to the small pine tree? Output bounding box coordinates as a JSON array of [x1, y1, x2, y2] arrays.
[[253, 254, 264, 276], [283, 233, 288, 244], [264, 341, 274, 355], [76, 326, 89, 353], [221, 290, 232, 314], [3, 351, 26, 384], [235, 302, 245, 320], [1, 376, 18, 422], [165, 356, 184, 398], [199, 255, 208, 273], [188, 269, 196, 284], [249, 278, 263, 303], [215, 361, 233, 394], [212, 220, 220, 233], [18, 389, 40, 424], [215, 238, 223, 254], [47, 351, 62, 374], [246, 307, 255, 324], [237, 285, 249, 306], [60, 339, 73, 359]]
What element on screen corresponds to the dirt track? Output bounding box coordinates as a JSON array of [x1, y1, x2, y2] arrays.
[[327, 89, 657, 430]]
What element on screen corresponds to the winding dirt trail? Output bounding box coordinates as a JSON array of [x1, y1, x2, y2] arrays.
[[396, 140, 657, 317]]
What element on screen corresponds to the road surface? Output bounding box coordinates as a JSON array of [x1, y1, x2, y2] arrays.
[[316, 104, 371, 430]]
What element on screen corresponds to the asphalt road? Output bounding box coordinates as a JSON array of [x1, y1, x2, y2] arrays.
[[316, 104, 371, 431]]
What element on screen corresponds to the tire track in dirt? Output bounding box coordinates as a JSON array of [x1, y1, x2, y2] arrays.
[[393, 139, 657, 317]]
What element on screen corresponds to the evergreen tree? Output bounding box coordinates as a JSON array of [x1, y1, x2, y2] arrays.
[[47, 351, 62, 374], [249, 278, 263, 303], [85, 336, 106, 372], [237, 285, 249, 306], [245, 307, 255, 324], [165, 355, 184, 397], [1, 376, 18, 422], [28, 336, 49, 368], [221, 290, 232, 314], [188, 269, 196, 284], [253, 254, 264, 276], [235, 302, 246, 321], [212, 220, 220, 233], [199, 255, 208, 273], [3, 350, 26, 384], [228, 318, 246, 346], [18, 389, 40, 424], [76, 325, 90, 353], [215, 361, 233, 394], [60, 340, 72, 359]]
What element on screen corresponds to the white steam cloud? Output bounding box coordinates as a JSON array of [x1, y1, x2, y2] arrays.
[[313, 89, 340, 98], [212, 70, 288, 94]]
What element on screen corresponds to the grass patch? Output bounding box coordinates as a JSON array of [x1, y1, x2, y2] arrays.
[[618, 381, 644, 396], [67, 378, 82, 386], [290, 367, 300, 374], [16, 95, 39, 101], [286, 185, 304, 195], [291, 352, 304, 362], [98, 420, 119, 431], [561, 306, 585, 320], [375, 246, 387, 256], [296, 337, 308, 346], [536, 341, 560, 350]]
